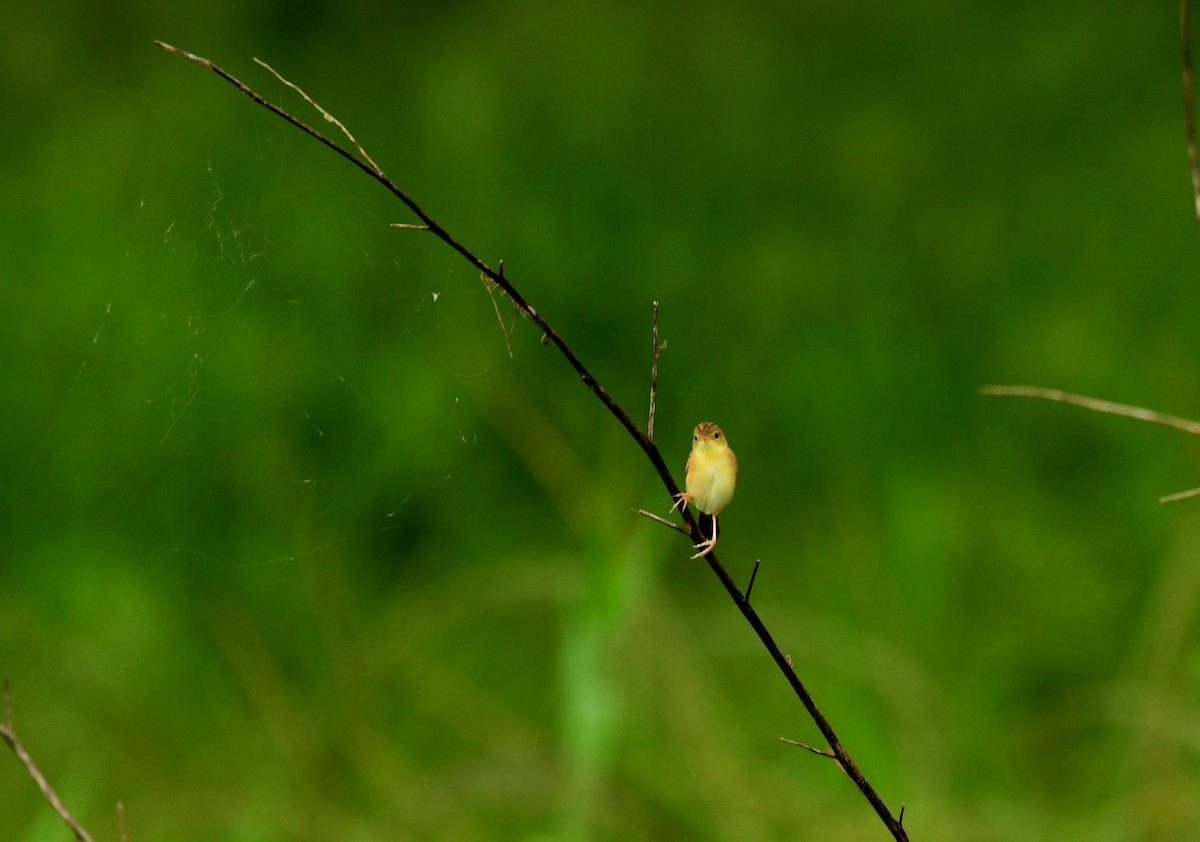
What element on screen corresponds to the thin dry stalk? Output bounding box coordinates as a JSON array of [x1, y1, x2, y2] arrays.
[[982, 385, 1200, 503], [981, 385, 1200, 435], [1183, 0, 1200, 229], [1, 680, 96, 842]]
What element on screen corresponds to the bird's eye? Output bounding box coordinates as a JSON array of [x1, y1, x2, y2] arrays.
[[713, 431, 721, 439]]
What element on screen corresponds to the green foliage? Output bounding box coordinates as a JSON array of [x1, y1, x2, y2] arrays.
[[2, 1, 1199, 839]]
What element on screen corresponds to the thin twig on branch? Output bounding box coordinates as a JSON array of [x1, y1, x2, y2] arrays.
[[648, 300, 661, 443], [780, 735, 840, 762], [1, 679, 96, 842], [480, 266, 516, 357], [635, 507, 691, 536], [745, 559, 762, 603], [155, 42, 910, 840]]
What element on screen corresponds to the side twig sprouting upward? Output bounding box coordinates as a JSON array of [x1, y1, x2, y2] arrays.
[[648, 300, 661, 443], [1, 679, 96, 842], [1183, 0, 1200, 230], [745, 559, 762, 603], [155, 42, 910, 841]]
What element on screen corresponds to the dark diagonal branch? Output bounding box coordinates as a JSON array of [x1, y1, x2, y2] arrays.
[[1, 679, 96, 842], [155, 42, 909, 840]]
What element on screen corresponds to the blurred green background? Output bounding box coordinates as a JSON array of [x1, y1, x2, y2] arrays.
[[3, 1, 1200, 839]]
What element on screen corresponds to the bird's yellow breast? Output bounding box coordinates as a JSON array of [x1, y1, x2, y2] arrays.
[[687, 438, 737, 515]]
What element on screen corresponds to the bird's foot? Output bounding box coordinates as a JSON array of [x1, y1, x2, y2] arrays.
[[690, 534, 718, 559], [670, 492, 692, 514]]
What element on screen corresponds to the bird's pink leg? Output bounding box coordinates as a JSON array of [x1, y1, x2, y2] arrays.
[[690, 514, 719, 559]]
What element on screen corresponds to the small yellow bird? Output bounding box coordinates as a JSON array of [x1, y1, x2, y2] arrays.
[[672, 421, 738, 558]]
